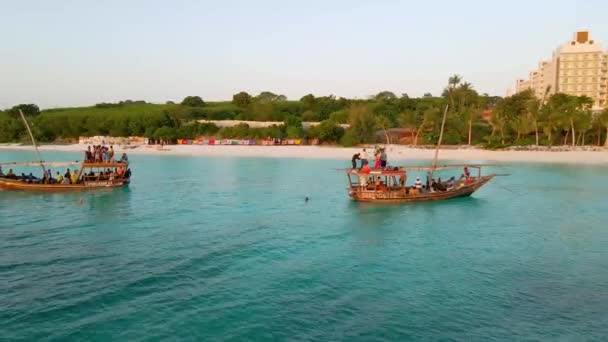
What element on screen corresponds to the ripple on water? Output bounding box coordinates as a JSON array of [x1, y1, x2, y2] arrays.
[[1, 152, 608, 340]]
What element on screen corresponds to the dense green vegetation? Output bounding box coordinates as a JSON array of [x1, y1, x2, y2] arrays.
[[2, 76, 608, 147]]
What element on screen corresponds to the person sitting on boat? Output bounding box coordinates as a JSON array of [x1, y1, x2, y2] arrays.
[[351, 153, 360, 169], [399, 174, 406, 187], [430, 178, 439, 192], [64, 169, 72, 184], [0, 166, 4, 177], [446, 176, 456, 190], [120, 153, 129, 163], [6, 169, 15, 179], [456, 174, 466, 187], [55, 172, 63, 184], [466, 177, 474, 185], [124, 168, 132, 179], [71, 170, 79, 185], [360, 163, 371, 174], [436, 178, 447, 191], [415, 177, 423, 190], [46, 170, 55, 184]]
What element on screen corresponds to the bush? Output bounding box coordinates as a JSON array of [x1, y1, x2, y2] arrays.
[[181, 96, 205, 107], [339, 129, 358, 147], [309, 120, 345, 143], [482, 135, 509, 149]]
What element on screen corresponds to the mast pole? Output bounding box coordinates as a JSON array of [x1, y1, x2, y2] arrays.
[[430, 104, 449, 179], [18, 109, 46, 175]]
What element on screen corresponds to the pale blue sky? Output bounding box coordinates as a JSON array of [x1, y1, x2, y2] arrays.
[[1, 0, 608, 108]]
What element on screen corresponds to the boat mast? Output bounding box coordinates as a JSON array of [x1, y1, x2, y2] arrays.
[[430, 104, 449, 178], [18, 109, 46, 175]]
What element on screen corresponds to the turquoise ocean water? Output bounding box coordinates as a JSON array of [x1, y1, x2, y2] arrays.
[[1, 150, 607, 341]]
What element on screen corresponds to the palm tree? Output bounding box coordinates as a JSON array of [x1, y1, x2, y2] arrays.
[[445, 74, 462, 111]]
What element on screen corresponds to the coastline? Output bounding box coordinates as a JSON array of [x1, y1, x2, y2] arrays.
[[2, 143, 608, 165]]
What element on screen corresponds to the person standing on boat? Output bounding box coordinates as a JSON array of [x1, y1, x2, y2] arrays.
[[380, 148, 387, 169], [351, 153, 360, 169], [360, 148, 368, 168], [374, 152, 381, 169], [85, 146, 92, 162], [109, 146, 115, 162]]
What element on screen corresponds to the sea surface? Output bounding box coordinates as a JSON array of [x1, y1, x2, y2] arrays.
[[1, 150, 607, 341]]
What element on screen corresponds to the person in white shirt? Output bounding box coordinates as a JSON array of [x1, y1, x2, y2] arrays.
[[415, 177, 422, 190], [359, 148, 368, 168]]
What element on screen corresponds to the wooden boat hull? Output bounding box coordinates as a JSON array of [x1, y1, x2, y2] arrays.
[[348, 175, 494, 203], [0, 178, 129, 192]]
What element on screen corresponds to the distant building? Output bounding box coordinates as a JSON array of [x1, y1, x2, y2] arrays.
[[511, 30, 608, 111]]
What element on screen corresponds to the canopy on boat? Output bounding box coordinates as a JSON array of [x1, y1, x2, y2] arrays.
[[343, 164, 495, 174], [81, 162, 129, 168], [346, 169, 406, 176], [0, 161, 82, 168]]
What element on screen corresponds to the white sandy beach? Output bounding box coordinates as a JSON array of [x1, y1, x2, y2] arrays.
[[1, 144, 608, 165]]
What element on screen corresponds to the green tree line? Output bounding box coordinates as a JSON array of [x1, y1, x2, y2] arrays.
[[2, 82, 608, 147]]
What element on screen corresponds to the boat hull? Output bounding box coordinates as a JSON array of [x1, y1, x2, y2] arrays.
[[348, 175, 494, 203], [0, 178, 129, 192]]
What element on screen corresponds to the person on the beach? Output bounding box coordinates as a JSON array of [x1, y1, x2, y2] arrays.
[[351, 153, 360, 169], [360, 148, 368, 168]]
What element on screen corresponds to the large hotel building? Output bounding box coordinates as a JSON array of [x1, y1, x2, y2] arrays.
[[511, 31, 608, 111]]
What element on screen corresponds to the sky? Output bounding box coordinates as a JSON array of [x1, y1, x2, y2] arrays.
[[1, 0, 608, 109]]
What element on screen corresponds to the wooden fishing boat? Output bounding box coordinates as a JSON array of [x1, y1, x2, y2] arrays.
[[0, 109, 131, 192], [345, 104, 504, 203], [0, 161, 130, 192], [345, 165, 496, 203]]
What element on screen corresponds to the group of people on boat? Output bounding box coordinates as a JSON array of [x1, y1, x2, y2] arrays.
[[351, 147, 388, 170], [84, 145, 128, 164], [0, 165, 132, 185], [409, 170, 474, 194], [350, 158, 476, 195]]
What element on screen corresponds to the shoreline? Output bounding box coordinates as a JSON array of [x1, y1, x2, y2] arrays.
[[2, 144, 608, 165]]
